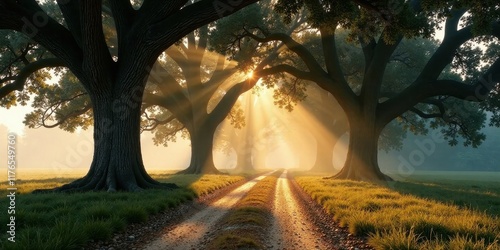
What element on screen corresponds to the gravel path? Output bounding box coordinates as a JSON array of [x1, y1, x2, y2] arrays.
[[143, 174, 270, 250], [268, 170, 329, 249]]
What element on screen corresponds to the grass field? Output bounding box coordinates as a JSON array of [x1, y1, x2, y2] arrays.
[[3, 170, 499, 249], [0, 174, 244, 250], [389, 170, 500, 182], [295, 172, 500, 249]]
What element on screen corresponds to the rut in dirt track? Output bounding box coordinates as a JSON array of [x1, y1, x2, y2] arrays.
[[143, 170, 339, 250], [268, 170, 329, 249], [143, 173, 270, 250]]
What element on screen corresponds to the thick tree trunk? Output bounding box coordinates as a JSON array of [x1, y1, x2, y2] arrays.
[[177, 125, 221, 174], [310, 116, 349, 173], [332, 115, 392, 182], [253, 149, 267, 169], [309, 136, 336, 173], [233, 151, 254, 172], [233, 139, 255, 173], [35, 90, 178, 192], [306, 90, 345, 173]]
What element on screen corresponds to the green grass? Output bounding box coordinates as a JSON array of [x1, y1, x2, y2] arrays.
[[207, 171, 282, 250], [209, 234, 261, 250], [390, 179, 500, 217], [158, 174, 246, 197], [391, 171, 500, 182], [295, 176, 500, 250], [0, 174, 243, 250]]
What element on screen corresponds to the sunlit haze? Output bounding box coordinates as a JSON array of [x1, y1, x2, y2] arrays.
[[0, 20, 497, 181], [0, 86, 331, 179]]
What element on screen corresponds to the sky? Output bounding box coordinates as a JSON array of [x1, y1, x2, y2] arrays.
[[0, 105, 33, 135]]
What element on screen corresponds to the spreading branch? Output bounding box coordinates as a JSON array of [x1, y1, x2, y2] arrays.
[[148, 0, 260, 56], [0, 0, 84, 77], [379, 56, 500, 127], [141, 111, 177, 132], [408, 98, 446, 119], [108, 0, 136, 55], [57, 0, 83, 48], [320, 27, 349, 86], [241, 32, 326, 76], [80, 1, 114, 88], [0, 58, 65, 99], [361, 30, 402, 106], [39, 92, 90, 128], [378, 16, 500, 127]]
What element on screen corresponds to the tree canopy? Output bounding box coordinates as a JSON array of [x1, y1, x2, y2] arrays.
[[0, 0, 261, 192], [241, 0, 500, 180], [0, 0, 499, 188]]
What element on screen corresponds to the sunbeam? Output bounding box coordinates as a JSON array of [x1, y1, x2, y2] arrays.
[[214, 81, 345, 172]]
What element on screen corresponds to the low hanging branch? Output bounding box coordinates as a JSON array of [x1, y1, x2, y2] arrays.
[[0, 58, 65, 99], [407, 97, 448, 119], [38, 92, 89, 128], [41, 104, 91, 129], [408, 107, 444, 119], [141, 111, 178, 132]]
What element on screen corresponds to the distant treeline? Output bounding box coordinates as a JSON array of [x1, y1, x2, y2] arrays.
[[380, 126, 500, 172]]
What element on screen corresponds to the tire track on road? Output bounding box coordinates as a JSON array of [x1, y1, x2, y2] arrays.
[[269, 170, 329, 249], [143, 173, 271, 250]]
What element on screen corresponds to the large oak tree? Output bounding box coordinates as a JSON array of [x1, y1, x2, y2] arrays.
[[298, 32, 479, 174], [0, 0, 259, 192], [144, 2, 290, 174], [248, 0, 500, 181], [17, 1, 300, 175]]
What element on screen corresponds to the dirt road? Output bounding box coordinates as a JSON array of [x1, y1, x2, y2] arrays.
[[143, 174, 269, 250], [268, 170, 329, 249], [143, 171, 369, 249]]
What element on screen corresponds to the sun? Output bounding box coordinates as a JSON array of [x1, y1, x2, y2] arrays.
[[246, 70, 254, 79]]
